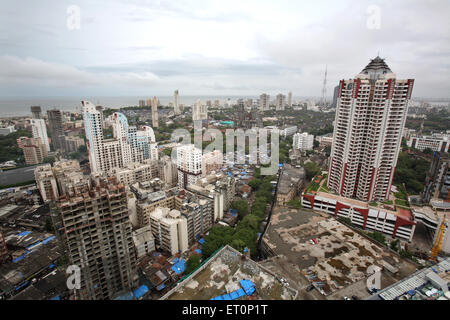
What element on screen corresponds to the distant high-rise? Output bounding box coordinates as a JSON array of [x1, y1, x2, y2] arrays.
[[31, 117, 50, 152], [151, 96, 159, 128], [192, 100, 207, 121], [47, 109, 65, 150], [327, 57, 414, 201], [259, 93, 270, 111], [288, 92, 292, 107], [139, 100, 146, 107], [275, 93, 286, 111], [31, 106, 42, 119], [174, 90, 180, 115], [19, 137, 48, 165], [51, 176, 137, 300], [331, 85, 339, 109]]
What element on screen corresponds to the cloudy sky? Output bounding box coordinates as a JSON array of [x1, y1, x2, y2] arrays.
[[0, 0, 449, 98]]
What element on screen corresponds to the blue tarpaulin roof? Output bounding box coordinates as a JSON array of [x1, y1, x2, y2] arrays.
[[50, 295, 60, 300], [194, 249, 202, 254], [171, 259, 186, 274], [198, 238, 205, 244], [133, 285, 149, 299], [17, 231, 31, 237], [239, 279, 255, 295]]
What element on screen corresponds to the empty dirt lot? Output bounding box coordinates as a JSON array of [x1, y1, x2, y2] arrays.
[[261, 206, 418, 299]]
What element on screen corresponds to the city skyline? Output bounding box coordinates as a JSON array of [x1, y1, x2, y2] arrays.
[[0, 1, 449, 99]]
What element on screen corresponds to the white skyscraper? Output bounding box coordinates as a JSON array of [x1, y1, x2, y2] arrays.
[[328, 57, 414, 201], [192, 99, 207, 121], [151, 96, 159, 128], [174, 90, 180, 115], [259, 93, 270, 111], [82, 101, 158, 174], [176, 144, 203, 188], [293, 132, 314, 151], [31, 118, 50, 152], [275, 93, 286, 111]]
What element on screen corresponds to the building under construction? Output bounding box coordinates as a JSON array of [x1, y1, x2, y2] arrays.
[[50, 175, 138, 300]]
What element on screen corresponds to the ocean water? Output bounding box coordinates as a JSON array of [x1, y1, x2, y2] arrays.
[[0, 96, 260, 117]]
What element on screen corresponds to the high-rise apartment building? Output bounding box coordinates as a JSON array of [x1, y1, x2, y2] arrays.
[[151, 96, 159, 128], [174, 90, 180, 115], [275, 94, 286, 111], [293, 132, 314, 151], [31, 106, 42, 119], [192, 100, 207, 121], [82, 101, 158, 174], [51, 176, 137, 300], [327, 57, 414, 201], [177, 144, 203, 188], [31, 118, 50, 152], [259, 93, 270, 112], [288, 92, 292, 107], [19, 137, 48, 165], [47, 109, 65, 150]]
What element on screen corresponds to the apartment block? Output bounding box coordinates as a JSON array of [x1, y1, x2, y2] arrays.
[[132, 225, 155, 259], [259, 93, 270, 112], [34, 164, 59, 202], [47, 109, 65, 150], [328, 57, 414, 201], [19, 137, 48, 165], [275, 93, 286, 111], [293, 132, 314, 151], [149, 207, 188, 255], [202, 150, 223, 176], [51, 176, 137, 300], [407, 133, 449, 153], [177, 144, 202, 188]]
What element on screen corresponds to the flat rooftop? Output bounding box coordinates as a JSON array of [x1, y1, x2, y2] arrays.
[[161, 245, 297, 300]]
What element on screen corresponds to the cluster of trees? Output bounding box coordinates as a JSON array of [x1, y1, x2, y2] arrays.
[[0, 130, 31, 164], [304, 161, 321, 180], [202, 177, 275, 259], [184, 254, 201, 275], [393, 152, 430, 194]]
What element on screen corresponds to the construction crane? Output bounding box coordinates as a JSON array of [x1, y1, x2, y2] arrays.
[[429, 219, 446, 261]]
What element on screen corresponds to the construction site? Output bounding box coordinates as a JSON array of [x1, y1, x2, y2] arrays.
[[161, 245, 297, 300], [260, 206, 418, 299]]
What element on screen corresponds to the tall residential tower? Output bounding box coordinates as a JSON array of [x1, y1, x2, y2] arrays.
[[327, 57, 414, 201]]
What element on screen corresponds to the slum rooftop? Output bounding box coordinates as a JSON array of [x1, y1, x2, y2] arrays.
[[161, 245, 297, 300]]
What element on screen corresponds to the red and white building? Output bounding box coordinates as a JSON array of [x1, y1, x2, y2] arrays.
[[327, 57, 414, 201], [302, 192, 416, 241]]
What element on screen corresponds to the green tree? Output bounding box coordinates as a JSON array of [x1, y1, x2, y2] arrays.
[[185, 255, 201, 274], [232, 199, 249, 217], [304, 161, 320, 180]]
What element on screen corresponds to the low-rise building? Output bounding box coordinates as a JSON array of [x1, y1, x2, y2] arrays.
[[407, 133, 449, 152], [149, 207, 189, 255], [302, 191, 416, 242], [277, 164, 306, 206], [293, 132, 314, 151], [34, 164, 59, 202], [19, 137, 48, 165], [132, 226, 155, 259]]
